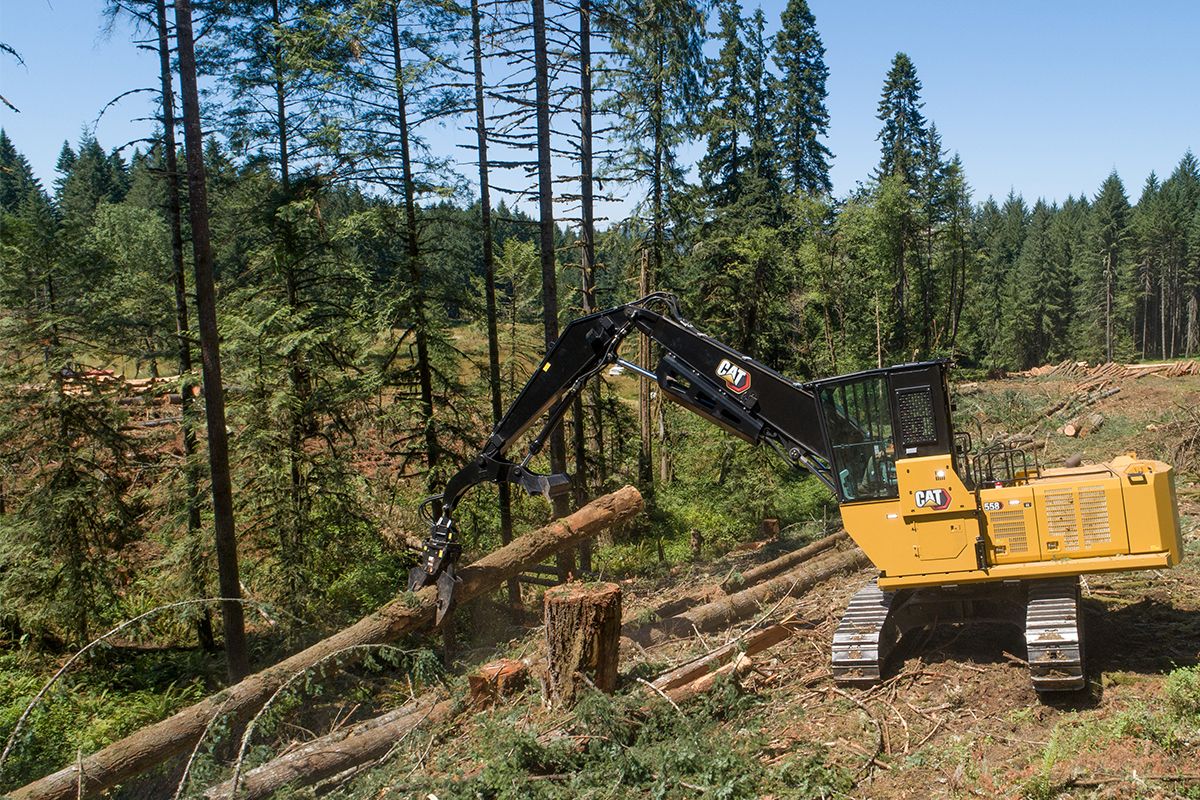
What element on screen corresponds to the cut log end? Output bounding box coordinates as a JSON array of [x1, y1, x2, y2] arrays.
[[468, 658, 529, 709], [544, 582, 622, 707]]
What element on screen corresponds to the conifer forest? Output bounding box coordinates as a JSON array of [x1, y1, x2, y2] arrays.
[[1, 1, 1199, 798]]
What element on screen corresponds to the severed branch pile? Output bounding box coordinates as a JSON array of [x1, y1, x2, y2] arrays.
[[12, 486, 643, 800]]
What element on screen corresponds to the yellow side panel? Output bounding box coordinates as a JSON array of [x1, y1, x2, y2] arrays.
[[895, 455, 975, 516], [977, 485, 1041, 564], [841, 506, 979, 581], [913, 516, 972, 561], [1110, 458, 1183, 563], [1032, 476, 1129, 559]]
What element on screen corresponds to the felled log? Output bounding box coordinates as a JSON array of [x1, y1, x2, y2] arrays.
[[634, 546, 869, 646], [544, 582, 622, 706], [1063, 412, 1104, 438], [665, 654, 754, 703], [722, 531, 848, 591], [649, 622, 798, 693], [202, 696, 456, 800], [12, 486, 642, 800]]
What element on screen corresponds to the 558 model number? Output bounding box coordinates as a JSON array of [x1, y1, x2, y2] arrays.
[[982, 501, 1002, 512]]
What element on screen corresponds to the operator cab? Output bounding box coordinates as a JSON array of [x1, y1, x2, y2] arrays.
[[810, 361, 957, 503]]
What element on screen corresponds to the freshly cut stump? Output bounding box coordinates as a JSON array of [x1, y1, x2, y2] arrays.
[[469, 658, 529, 708], [544, 582, 622, 707]]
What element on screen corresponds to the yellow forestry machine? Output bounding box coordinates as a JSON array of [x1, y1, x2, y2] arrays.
[[408, 294, 1184, 692]]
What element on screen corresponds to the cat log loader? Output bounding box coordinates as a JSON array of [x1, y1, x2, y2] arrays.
[[408, 294, 1183, 692]]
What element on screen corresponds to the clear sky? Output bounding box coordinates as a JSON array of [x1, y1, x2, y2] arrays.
[[1, 0, 1197, 215]]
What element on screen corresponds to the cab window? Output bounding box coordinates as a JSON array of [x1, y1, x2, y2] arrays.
[[818, 376, 898, 501]]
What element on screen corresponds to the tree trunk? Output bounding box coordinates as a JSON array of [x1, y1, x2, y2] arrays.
[[722, 531, 848, 591], [532, 0, 573, 578], [203, 697, 457, 800], [649, 623, 793, 693], [391, 4, 438, 474], [173, 0, 249, 683], [577, 0, 604, 518], [471, 0, 518, 606], [632, 546, 868, 646], [637, 249, 653, 491], [544, 582, 621, 707], [11, 487, 642, 800], [155, 0, 213, 653], [272, 0, 310, 587]]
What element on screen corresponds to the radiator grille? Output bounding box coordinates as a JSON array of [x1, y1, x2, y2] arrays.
[[1044, 489, 1079, 550], [1078, 487, 1112, 546], [989, 509, 1029, 554], [1043, 485, 1112, 552]]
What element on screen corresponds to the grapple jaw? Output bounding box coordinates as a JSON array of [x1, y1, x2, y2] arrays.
[[407, 516, 462, 623]]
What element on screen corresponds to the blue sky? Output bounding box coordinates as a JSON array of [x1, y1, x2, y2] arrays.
[[1, 0, 1197, 217]]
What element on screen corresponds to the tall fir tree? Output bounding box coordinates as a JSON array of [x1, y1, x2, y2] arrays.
[[875, 52, 926, 188], [771, 0, 831, 194], [1089, 172, 1132, 362], [698, 0, 748, 206], [1003, 200, 1069, 368]]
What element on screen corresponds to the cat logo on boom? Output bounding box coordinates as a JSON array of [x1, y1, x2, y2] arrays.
[[914, 488, 952, 511], [715, 358, 751, 394]]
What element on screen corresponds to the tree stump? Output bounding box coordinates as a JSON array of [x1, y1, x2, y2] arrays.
[[468, 658, 529, 708], [544, 582, 621, 707]]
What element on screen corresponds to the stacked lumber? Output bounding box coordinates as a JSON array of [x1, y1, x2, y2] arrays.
[[1010, 359, 1200, 380]]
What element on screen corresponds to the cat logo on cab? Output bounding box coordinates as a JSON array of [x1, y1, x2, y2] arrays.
[[914, 488, 952, 511]]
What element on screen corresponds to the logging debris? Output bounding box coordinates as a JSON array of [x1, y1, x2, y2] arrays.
[[11, 486, 643, 800]]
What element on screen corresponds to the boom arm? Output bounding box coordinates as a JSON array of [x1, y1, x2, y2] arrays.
[[408, 294, 835, 618]]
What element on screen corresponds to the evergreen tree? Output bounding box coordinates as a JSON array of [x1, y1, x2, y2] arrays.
[[771, 0, 831, 194], [742, 7, 780, 216], [939, 154, 975, 353], [603, 0, 706, 282], [1003, 200, 1069, 368], [0, 130, 40, 211], [916, 121, 948, 352], [976, 192, 1028, 365], [1132, 173, 1164, 358], [875, 52, 926, 188], [698, 0, 748, 206], [1089, 172, 1131, 361]]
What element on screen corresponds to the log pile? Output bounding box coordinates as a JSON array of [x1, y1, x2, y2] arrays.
[[199, 531, 854, 799], [1060, 412, 1104, 438], [1012, 359, 1200, 380]]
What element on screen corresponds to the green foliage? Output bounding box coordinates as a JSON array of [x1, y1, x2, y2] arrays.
[[772, 0, 831, 195], [875, 52, 927, 188], [1165, 665, 1200, 723], [362, 681, 848, 800], [0, 650, 209, 790]]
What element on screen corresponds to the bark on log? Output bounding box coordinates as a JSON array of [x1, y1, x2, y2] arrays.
[[722, 531, 848, 592], [544, 582, 621, 707], [633, 547, 869, 647], [12, 486, 642, 800], [649, 622, 797, 692], [202, 696, 456, 800], [665, 654, 753, 703]]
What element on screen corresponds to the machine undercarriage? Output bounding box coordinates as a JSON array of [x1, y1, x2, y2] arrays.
[[832, 577, 1085, 692]]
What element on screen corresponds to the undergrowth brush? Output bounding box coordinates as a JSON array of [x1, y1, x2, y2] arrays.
[[339, 678, 851, 799]]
